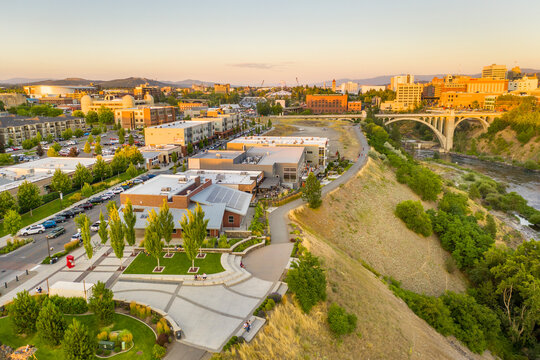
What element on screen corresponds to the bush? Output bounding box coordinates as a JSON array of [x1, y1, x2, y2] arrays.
[[267, 292, 282, 304], [64, 240, 80, 253], [223, 336, 242, 352], [327, 303, 357, 336], [285, 252, 326, 313], [69, 193, 82, 204], [395, 200, 432, 236], [152, 344, 167, 359], [256, 309, 266, 318], [156, 333, 168, 347], [114, 345, 121, 353], [156, 318, 170, 335], [118, 329, 133, 344], [97, 331, 108, 341], [264, 298, 275, 311], [49, 296, 88, 314]]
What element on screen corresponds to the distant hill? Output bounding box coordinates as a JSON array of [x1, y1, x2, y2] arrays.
[[0, 77, 51, 85], [2, 77, 216, 89]]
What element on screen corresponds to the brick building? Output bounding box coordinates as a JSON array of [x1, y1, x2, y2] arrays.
[[305, 94, 348, 114]]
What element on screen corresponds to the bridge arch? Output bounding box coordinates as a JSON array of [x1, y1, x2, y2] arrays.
[[454, 116, 490, 131], [383, 117, 446, 148]]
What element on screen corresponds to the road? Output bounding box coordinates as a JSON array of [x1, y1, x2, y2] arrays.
[[0, 195, 121, 286]]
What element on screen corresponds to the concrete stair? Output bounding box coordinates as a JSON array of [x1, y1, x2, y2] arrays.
[[182, 254, 251, 286], [269, 281, 288, 297], [235, 316, 266, 342]]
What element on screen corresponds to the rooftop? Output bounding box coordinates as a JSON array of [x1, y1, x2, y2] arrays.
[[192, 150, 244, 160], [245, 147, 304, 165], [176, 169, 262, 186], [122, 174, 197, 197], [0, 114, 83, 126], [190, 184, 251, 215], [229, 136, 328, 147], [148, 120, 208, 130]]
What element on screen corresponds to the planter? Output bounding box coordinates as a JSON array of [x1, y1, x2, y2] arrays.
[[163, 253, 174, 258], [152, 266, 165, 273], [196, 253, 206, 259], [187, 267, 199, 274]]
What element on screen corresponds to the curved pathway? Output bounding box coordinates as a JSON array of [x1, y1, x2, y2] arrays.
[[244, 125, 370, 281]]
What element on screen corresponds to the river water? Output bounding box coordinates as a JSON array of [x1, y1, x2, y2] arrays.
[[414, 150, 540, 212]]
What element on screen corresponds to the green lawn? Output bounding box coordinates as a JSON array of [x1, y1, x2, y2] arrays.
[[124, 252, 225, 275], [0, 313, 156, 360]]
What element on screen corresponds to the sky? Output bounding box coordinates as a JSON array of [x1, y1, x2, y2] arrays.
[[1, 0, 540, 86]]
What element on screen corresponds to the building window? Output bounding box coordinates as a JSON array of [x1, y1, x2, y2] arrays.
[[172, 229, 177, 234], [228, 215, 234, 224]]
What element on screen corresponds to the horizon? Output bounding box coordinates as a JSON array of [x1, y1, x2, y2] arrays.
[[2, 0, 540, 85]]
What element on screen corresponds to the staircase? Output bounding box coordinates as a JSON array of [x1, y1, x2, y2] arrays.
[[235, 315, 266, 342], [182, 253, 251, 286]]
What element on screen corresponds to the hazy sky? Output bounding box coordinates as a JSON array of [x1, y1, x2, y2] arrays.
[[2, 0, 539, 85]]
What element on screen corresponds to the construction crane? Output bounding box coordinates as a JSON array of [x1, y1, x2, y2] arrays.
[[296, 77, 299, 86], [260, 80, 264, 87]]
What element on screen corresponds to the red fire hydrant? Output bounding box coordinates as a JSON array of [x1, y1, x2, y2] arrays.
[[66, 255, 75, 269]]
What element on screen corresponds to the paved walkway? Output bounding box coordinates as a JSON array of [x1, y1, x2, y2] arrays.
[[244, 125, 369, 281]]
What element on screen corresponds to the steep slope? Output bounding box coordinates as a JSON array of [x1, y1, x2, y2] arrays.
[[293, 158, 467, 296]]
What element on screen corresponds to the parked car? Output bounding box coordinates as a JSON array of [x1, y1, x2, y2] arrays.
[[147, 174, 156, 179], [60, 209, 76, 218], [41, 220, 57, 229], [132, 178, 144, 184], [90, 220, 107, 232], [46, 227, 66, 239], [139, 175, 149, 181], [100, 192, 115, 200], [112, 187, 124, 194], [88, 197, 104, 204], [78, 202, 94, 210], [19, 225, 45, 236], [50, 215, 67, 223], [70, 230, 81, 241], [71, 207, 85, 215]]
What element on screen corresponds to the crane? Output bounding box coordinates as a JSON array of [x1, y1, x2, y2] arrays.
[[260, 80, 264, 87], [296, 77, 299, 86]]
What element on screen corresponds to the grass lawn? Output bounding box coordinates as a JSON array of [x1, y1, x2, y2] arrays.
[[0, 313, 156, 360], [123, 252, 224, 275]]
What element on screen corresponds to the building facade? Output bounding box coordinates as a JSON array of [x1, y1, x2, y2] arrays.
[[133, 83, 161, 99], [390, 75, 414, 91], [80, 94, 154, 114], [214, 83, 230, 94], [144, 120, 213, 153], [24, 85, 96, 99], [466, 79, 508, 94], [347, 101, 362, 112], [482, 64, 507, 80], [114, 106, 177, 130], [305, 94, 348, 114], [0, 115, 85, 146], [0, 93, 27, 109], [439, 92, 499, 109], [508, 76, 539, 92]]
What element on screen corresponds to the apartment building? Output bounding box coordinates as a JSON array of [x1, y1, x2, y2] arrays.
[[227, 136, 329, 168], [188, 115, 240, 138], [80, 94, 154, 114], [189, 147, 306, 189], [439, 92, 498, 110], [508, 76, 539, 92], [120, 174, 251, 237], [359, 85, 386, 93], [348, 101, 362, 112], [114, 106, 177, 130], [133, 83, 161, 99], [0, 115, 85, 146], [178, 102, 208, 111], [482, 64, 507, 80], [214, 83, 230, 94], [144, 120, 213, 154], [339, 81, 359, 95], [390, 75, 414, 91], [466, 78, 508, 94], [0, 93, 27, 109], [305, 94, 348, 114]]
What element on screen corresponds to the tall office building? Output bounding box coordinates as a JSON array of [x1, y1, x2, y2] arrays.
[[390, 75, 414, 91], [482, 64, 507, 80]]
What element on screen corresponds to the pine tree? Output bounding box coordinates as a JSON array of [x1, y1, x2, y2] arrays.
[[98, 210, 109, 245], [63, 319, 95, 360], [36, 300, 66, 345], [88, 281, 114, 325], [9, 290, 39, 334], [302, 172, 322, 208]]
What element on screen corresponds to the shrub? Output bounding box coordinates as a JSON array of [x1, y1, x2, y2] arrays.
[[156, 318, 170, 335], [267, 292, 282, 304], [119, 330, 133, 344], [223, 336, 241, 352], [49, 296, 88, 314], [395, 200, 432, 236], [285, 252, 326, 313], [97, 331, 108, 341], [152, 344, 167, 359], [264, 298, 275, 311], [156, 333, 168, 346], [327, 303, 357, 336], [109, 332, 118, 342], [64, 240, 80, 253], [69, 193, 81, 204], [129, 301, 137, 316], [257, 310, 266, 318]]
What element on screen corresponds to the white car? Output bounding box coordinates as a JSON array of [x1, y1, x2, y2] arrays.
[[19, 224, 45, 236], [112, 187, 124, 194], [90, 220, 107, 232], [70, 230, 81, 241]]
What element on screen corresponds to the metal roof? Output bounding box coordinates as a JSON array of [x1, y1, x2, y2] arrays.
[[190, 184, 251, 216]]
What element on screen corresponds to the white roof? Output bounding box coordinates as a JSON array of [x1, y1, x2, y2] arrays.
[[123, 175, 196, 196], [190, 184, 251, 216], [177, 169, 262, 186], [148, 120, 208, 129], [229, 136, 328, 147]]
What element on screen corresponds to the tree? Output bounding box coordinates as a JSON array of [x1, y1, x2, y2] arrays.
[[286, 252, 327, 313], [68, 147, 78, 157], [108, 203, 125, 269], [180, 203, 208, 271], [0, 191, 17, 220], [62, 128, 73, 140], [93, 156, 110, 181], [9, 290, 39, 334], [327, 303, 357, 336], [88, 281, 114, 325], [81, 182, 93, 198], [83, 141, 92, 154], [111, 154, 128, 175], [47, 147, 58, 157], [17, 180, 42, 216], [128, 134, 134, 145], [95, 135, 101, 144], [51, 169, 72, 205], [45, 133, 54, 143], [85, 110, 98, 124], [98, 106, 114, 124], [126, 163, 137, 179], [73, 163, 92, 189], [72, 110, 85, 118], [73, 128, 84, 138], [158, 199, 175, 256], [267, 119, 272, 128], [76, 214, 93, 260], [171, 152, 178, 164], [87, 134, 94, 144], [4, 209, 22, 236], [123, 199, 136, 250], [36, 142, 44, 156], [63, 319, 95, 360], [302, 172, 322, 208], [98, 210, 109, 245], [119, 131, 125, 145], [395, 200, 432, 236], [186, 142, 194, 155], [469, 183, 481, 199], [36, 300, 66, 345], [144, 209, 163, 270]]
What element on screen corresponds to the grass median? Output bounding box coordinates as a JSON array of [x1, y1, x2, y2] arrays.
[[123, 252, 224, 275]]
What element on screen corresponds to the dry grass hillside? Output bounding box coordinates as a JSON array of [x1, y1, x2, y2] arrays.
[[477, 129, 540, 163], [292, 158, 467, 296], [217, 231, 492, 360]]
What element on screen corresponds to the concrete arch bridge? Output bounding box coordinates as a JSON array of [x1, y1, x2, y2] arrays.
[[374, 110, 499, 151]]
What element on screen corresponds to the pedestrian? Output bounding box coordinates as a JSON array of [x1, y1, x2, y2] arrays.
[[246, 320, 251, 332], [194, 274, 198, 281], [202, 273, 207, 280], [243, 321, 248, 331]]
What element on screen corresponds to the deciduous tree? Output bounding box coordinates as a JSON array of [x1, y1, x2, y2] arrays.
[[4, 209, 22, 236], [179, 203, 208, 271], [51, 169, 72, 205], [73, 163, 92, 189], [144, 209, 163, 270], [98, 210, 108, 245], [17, 180, 42, 216], [108, 203, 125, 269], [75, 214, 93, 260], [158, 199, 174, 256], [302, 172, 322, 208], [123, 199, 136, 250], [0, 191, 17, 220]]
